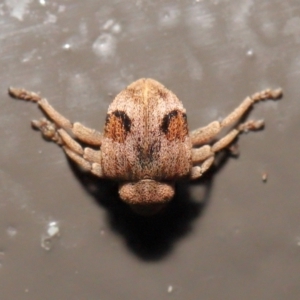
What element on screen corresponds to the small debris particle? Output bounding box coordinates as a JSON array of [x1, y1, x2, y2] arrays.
[[41, 221, 60, 251], [262, 172, 268, 182], [47, 221, 60, 237]]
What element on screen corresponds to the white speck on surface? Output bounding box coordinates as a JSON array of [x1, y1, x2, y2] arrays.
[[5, 0, 33, 21], [62, 37, 81, 50], [167, 285, 173, 293], [296, 237, 300, 246], [112, 23, 121, 34], [39, 0, 46, 6], [6, 226, 17, 237], [47, 227, 58, 237], [92, 33, 117, 59], [246, 49, 254, 57], [41, 221, 60, 251], [47, 221, 60, 237], [63, 43, 71, 50]]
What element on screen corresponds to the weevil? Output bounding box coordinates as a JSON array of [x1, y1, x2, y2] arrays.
[[9, 79, 282, 214]]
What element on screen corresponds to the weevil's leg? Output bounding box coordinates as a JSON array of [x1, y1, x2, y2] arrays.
[[29, 117, 103, 176], [8, 87, 102, 146], [190, 157, 215, 180], [190, 121, 220, 147], [191, 145, 213, 165], [9, 88, 73, 128], [72, 123, 102, 146], [63, 147, 103, 177], [211, 120, 264, 153], [57, 128, 103, 177], [190, 119, 265, 180], [190, 88, 282, 146]]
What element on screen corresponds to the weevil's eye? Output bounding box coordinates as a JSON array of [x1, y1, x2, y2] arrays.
[[104, 110, 131, 143], [118, 180, 175, 215], [160, 110, 188, 142]]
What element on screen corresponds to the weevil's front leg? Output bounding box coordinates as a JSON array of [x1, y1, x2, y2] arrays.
[[190, 88, 282, 146], [8, 87, 102, 146], [58, 128, 103, 177], [190, 120, 265, 180]]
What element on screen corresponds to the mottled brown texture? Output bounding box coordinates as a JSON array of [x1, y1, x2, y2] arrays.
[[8, 81, 282, 214], [119, 180, 174, 205], [119, 179, 174, 215], [101, 79, 192, 182]]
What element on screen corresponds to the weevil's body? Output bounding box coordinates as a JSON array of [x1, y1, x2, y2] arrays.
[[9, 79, 282, 215], [102, 79, 192, 181], [102, 79, 192, 213]]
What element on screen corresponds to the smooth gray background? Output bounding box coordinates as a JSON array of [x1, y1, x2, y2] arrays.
[[0, 0, 299, 299]]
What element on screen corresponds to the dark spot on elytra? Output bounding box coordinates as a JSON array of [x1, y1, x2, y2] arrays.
[[160, 110, 188, 142], [112, 110, 131, 132], [161, 110, 178, 134], [104, 110, 131, 143]]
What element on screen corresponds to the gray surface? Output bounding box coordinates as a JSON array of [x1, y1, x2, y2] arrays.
[[0, 0, 299, 299]]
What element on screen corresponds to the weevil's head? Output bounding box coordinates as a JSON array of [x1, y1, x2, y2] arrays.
[[118, 180, 175, 215]]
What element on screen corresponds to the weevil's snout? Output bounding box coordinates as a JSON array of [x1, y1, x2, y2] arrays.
[[119, 180, 175, 215]]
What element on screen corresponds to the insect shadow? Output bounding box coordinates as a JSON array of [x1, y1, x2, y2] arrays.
[[67, 147, 234, 261]]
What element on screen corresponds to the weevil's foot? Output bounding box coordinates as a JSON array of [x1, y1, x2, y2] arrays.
[[271, 88, 283, 99], [238, 119, 265, 133], [31, 118, 63, 144], [8, 87, 41, 102]]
